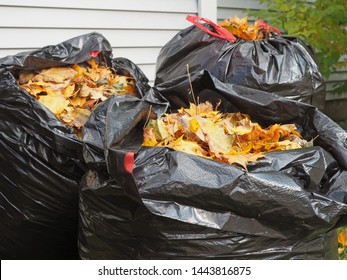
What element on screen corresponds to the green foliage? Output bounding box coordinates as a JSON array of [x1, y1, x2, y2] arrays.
[[248, 0, 347, 92]]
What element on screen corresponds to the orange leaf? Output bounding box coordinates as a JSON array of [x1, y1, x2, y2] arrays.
[[338, 230, 347, 246]]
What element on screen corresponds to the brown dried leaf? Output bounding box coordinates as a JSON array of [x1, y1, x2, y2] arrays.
[[40, 67, 77, 83]]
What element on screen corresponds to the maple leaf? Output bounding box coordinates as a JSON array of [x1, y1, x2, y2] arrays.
[[60, 108, 91, 129], [171, 136, 207, 157], [62, 84, 76, 98], [143, 127, 159, 146], [189, 117, 200, 133], [69, 96, 87, 108], [72, 64, 87, 77], [224, 114, 255, 135], [221, 153, 264, 170], [201, 118, 235, 156], [39, 94, 69, 115]]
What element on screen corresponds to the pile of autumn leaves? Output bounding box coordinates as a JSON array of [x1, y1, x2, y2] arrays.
[[219, 16, 280, 40], [18, 59, 137, 137], [18, 58, 307, 170], [143, 102, 308, 170]]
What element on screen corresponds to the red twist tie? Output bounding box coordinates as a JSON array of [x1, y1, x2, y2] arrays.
[[124, 152, 135, 174], [89, 50, 101, 57], [186, 15, 236, 42]]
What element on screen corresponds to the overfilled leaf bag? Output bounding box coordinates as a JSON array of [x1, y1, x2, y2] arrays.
[[79, 94, 166, 259], [155, 15, 326, 110], [0, 32, 149, 259], [79, 70, 347, 259]]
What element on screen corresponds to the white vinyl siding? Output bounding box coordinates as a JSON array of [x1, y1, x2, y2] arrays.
[[0, 0, 199, 83]]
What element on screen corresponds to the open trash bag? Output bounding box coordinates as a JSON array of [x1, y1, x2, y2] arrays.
[[79, 70, 347, 259], [155, 15, 326, 110], [0, 32, 149, 259]]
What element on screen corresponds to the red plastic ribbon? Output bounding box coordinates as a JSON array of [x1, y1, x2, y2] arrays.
[[124, 152, 135, 174], [186, 15, 236, 42], [89, 50, 101, 57]]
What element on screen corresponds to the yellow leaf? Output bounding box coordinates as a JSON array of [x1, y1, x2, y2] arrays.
[[38, 94, 69, 115], [178, 102, 214, 116], [69, 97, 87, 108], [171, 136, 206, 157], [87, 59, 98, 69], [189, 117, 200, 133], [224, 115, 254, 135], [72, 64, 87, 76], [202, 119, 235, 156], [20, 84, 44, 97], [222, 153, 264, 170], [276, 140, 302, 150], [143, 128, 158, 146], [62, 84, 75, 98]]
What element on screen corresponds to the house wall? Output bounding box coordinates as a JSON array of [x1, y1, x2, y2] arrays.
[[0, 0, 202, 84], [0, 0, 345, 122]]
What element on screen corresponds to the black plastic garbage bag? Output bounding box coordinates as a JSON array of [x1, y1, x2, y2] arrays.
[[0, 32, 149, 259], [79, 93, 162, 259], [78, 71, 347, 259], [106, 71, 347, 259], [155, 15, 326, 110], [80, 165, 339, 259]]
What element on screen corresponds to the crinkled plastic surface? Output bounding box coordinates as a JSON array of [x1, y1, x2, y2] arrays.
[[155, 23, 326, 110], [0, 32, 149, 259], [79, 71, 347, 259]]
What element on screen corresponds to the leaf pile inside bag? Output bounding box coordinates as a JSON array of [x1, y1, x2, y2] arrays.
[[143, 101, 310, 170], [18, 59, 137, 138], [219, 16, 280, 40]]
